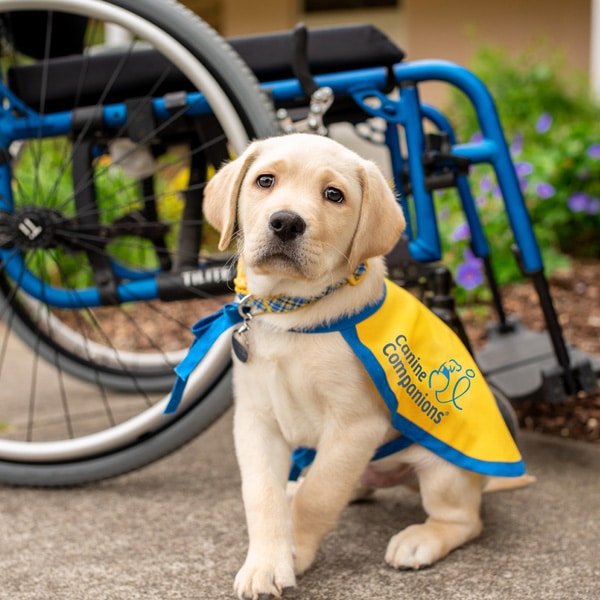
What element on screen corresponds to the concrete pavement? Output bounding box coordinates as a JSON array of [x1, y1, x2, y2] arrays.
[[1, 409, 599, 600]]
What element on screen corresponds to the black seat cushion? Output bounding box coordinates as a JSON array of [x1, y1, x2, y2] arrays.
[[7, 24, 405, 113], [229, 24, 404, 82]]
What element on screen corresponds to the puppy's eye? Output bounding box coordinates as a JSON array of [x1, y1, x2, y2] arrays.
[[256, 174, 275, 189], [323, 187, 344, 204]]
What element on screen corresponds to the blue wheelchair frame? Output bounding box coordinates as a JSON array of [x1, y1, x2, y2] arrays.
[[0, 59, 541, 300], [0, 52, 586, 397]]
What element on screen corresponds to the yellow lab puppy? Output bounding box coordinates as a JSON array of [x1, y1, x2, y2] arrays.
[[203, 134, 526, 600]]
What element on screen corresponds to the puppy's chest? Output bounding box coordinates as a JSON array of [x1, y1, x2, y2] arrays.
[[239, 325, 366, 441], [246, 325, 343, 387]]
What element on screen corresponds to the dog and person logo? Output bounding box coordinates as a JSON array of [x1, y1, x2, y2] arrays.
[[345, 279, 525, 477]]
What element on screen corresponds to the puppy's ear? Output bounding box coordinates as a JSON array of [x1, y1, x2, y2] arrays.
[[203, 143, 260, 250], [348, 160, 405, 268]]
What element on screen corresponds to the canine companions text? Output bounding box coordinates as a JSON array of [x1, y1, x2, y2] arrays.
[[199, 134, 529, 599]]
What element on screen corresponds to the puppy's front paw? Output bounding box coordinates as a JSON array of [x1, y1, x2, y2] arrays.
[[234, 558, 296, 599], [385, 524, 446, 570]]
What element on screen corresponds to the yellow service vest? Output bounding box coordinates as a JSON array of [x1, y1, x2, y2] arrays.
[[167, 274, 525, 478], [306, 279, 525, 477]]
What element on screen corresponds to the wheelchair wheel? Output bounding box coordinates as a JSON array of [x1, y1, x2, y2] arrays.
[[0, 0, 278, 485]]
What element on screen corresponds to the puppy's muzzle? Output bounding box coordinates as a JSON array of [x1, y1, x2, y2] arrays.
[[269, 210, 306, 242]]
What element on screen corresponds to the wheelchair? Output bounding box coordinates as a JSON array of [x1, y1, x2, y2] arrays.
[[0, 0, 596, 485]]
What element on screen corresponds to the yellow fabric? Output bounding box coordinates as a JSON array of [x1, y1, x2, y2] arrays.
[[233, 258, 248, 296], [343, 280, 524, 476]]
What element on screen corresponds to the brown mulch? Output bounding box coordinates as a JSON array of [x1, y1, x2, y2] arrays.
[[461, 258, 600, 444]]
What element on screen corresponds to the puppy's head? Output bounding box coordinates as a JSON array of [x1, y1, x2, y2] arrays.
[[203, 134, 405, 285]]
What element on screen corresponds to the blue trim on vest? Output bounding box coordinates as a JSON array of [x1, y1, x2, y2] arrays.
[[289, 447, 317, 481], [289, 435, 413, 481], [164, 302, 242, 414], [340, 325, 400, 420], [296, 283, 386, 333], [388, 412, 525, 477], [371, 435, 414, 461]]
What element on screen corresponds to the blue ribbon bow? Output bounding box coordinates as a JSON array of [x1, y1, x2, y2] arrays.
[[164, 303, 243, 414]]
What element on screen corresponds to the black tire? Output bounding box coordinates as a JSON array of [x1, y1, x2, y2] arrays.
[[0, 0, 277, 485], [0, 369, 234, 487]]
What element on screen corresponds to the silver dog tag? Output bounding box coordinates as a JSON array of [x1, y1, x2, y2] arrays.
[[232, 295, 253, 363], [232, 324, 250, 363]]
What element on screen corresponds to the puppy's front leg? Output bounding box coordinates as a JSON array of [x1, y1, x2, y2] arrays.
[[292, 418, 386, 575], [233, 403, 296, 599]]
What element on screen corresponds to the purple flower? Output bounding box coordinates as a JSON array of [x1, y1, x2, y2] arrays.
[[451, 221, 470, 241], [567, 192, 589, 212], [586, 197, 600, 215], [515, 162, 534, 177], [510, 132, 524, 157], [463, 247, 483, 265], [470, 131, 483, 143], [476, 196, 487, 207], [535, 182, 555, 199], [479, 175, 493, 193], [513, 162, 532, 194], [535, 112, 552, 134], [586, 144, 600, 159], [456, 261, 484, 290], [568, 192, 600, 215]]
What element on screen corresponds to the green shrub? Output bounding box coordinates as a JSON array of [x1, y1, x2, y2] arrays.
[[437, 43, 600, 297]]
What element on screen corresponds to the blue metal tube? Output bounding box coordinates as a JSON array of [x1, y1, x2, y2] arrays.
[[0, 249, 160, 308], [398, 84, 441, 262], [420, 103, 491, 259], [0, 91, 214, 143], [384, 123, 412, 238], [391, 60, 542, 273]]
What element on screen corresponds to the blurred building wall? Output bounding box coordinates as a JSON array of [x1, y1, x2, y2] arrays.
[[405, 0, 591, 105], [180, 1, 593, 107]]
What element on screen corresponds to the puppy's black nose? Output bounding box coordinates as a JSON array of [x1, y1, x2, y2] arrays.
[[269, 210, 306, 242]]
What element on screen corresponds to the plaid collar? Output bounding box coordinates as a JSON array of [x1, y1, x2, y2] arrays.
[[234, 261, 368, 317]]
